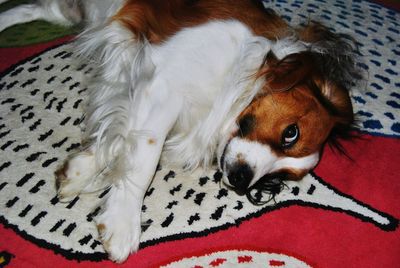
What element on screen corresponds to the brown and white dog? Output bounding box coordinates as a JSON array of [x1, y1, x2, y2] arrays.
[[1, 0, 361, 262]]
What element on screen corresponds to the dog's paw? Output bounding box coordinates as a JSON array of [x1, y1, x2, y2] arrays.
[[55, 152, 97, 201], [96, 211, 141, 263]]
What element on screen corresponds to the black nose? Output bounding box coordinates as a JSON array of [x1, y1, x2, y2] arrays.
[[227, 163, 254, 194]]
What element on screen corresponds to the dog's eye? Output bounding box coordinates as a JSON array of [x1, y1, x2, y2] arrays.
[[281, 124, 299, 148]]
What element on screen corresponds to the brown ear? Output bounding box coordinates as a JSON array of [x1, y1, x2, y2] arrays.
[[258, 51, 312, 92], [316, 80, 354, 125], [315, 79, 355, 154]]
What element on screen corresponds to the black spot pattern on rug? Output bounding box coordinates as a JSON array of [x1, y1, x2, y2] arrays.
[[1, 0, 399, 261]]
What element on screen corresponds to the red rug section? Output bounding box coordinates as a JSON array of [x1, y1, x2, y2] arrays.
[[0, 36, 72, 73], [373, 0, 400, 11], [1, 27, 399, 268]]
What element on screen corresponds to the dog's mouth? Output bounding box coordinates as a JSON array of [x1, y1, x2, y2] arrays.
[[245, 173, 288, 205], [221, 156, 287, 204], [222, 170, 287, 204]]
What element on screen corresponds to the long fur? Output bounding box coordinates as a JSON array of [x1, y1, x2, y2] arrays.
[[0, 0, 361, 262]]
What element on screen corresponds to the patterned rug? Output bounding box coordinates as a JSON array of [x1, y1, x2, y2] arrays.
[[0, 0, 399, 267]]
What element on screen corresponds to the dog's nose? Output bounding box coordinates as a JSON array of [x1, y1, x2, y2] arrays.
[[227, 163, 254, 195]]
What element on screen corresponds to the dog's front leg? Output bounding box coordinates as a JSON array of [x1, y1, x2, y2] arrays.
[[96, 87, 182, 263]]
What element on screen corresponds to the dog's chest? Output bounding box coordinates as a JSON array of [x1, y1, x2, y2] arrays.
[[151, 20, 253, 131]]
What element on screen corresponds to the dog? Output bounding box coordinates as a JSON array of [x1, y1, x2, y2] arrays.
[[0, 0, 361, 262]]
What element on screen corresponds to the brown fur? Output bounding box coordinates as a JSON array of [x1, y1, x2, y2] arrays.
[[239, 86, 334, 158], [237, 48, 354, 179], [113, 0, 357, 182], [114, 0, 290, 43], [54, 162, 69, 190]]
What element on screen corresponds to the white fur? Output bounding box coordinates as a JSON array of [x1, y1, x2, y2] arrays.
[[222, 138, 319, 187], [159, 21, 272, 169], [57, 151, 97, 201], [271, 37, 308, 60], [272, 152, 319, 171], [76, 20, 308, 262], [1, 1, 315, 262]]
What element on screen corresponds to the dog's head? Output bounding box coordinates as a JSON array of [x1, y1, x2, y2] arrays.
[[220, 23, 361, 200]]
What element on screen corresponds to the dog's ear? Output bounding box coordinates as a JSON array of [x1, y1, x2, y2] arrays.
[[312, 77, 356, 155], [298, 22, 363, 90], [312, 78, 354, 125], [257, 51, 312, 92], [300, 23, 360, 151], [298, 22, 361, 125]]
